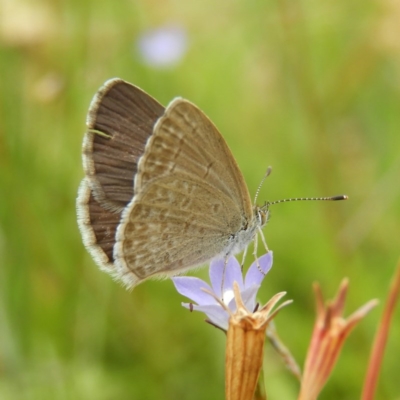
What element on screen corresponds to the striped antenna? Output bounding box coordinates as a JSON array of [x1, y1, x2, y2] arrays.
[[254, 167, 348, 206], [268, 195, 348, 206], [254, 166, 272, 204]]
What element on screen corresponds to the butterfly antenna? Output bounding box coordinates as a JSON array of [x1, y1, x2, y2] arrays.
[[254, 166, 272, 204], [267, 194, 348, 207]]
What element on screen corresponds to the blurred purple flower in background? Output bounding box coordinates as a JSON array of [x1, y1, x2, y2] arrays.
[[136, 25, 188, 68], [172, 253, 273, 330]]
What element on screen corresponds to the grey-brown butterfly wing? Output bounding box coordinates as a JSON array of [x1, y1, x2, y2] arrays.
[[114, 99, 254, 287], [77, 79, 164, 272]]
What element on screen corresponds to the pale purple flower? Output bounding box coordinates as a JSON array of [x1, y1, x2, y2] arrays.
[[136, 25, 188, 68], [172, 252, 273, 330]]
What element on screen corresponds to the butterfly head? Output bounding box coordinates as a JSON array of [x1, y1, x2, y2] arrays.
[[256, 203, 270, 228]]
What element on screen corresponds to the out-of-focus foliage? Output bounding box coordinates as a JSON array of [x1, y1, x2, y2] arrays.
[[0, 0, 399, 399]]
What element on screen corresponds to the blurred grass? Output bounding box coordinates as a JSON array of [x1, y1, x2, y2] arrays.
[[0, 0, 399, 399]]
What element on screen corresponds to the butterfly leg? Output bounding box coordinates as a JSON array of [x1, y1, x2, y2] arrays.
[[252, 231, 263, 274], [240, 245, 248, 272], [258, 226, 269, 253], [220, 256, 229, 302], [254, 228, 270, 274]]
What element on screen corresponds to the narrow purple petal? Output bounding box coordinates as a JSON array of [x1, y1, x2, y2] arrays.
[[209, 258, 225, 298], [172, 277, 216, 305], [210, 256, 244, 298], [182, 302, 230, 330], [223, 256, 244, 292], [245, 252, 273, 288]]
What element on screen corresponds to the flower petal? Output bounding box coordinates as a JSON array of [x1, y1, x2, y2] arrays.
[[182, 302, 230, 330], [224, 256, 244, 291], [210, 256, 244, 298], [245, 252, 273, 288], [209, 258, 225, 298], [172, 277, 215, 305]]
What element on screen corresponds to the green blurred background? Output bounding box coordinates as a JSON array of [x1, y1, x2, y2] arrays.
[[0, 0, 399, 399]]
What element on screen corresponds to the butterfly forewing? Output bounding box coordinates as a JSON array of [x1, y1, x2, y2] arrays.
[[114, 99, 254, 286]]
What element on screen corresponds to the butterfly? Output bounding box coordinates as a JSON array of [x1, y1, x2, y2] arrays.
[[77, 78, 347, 288]]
